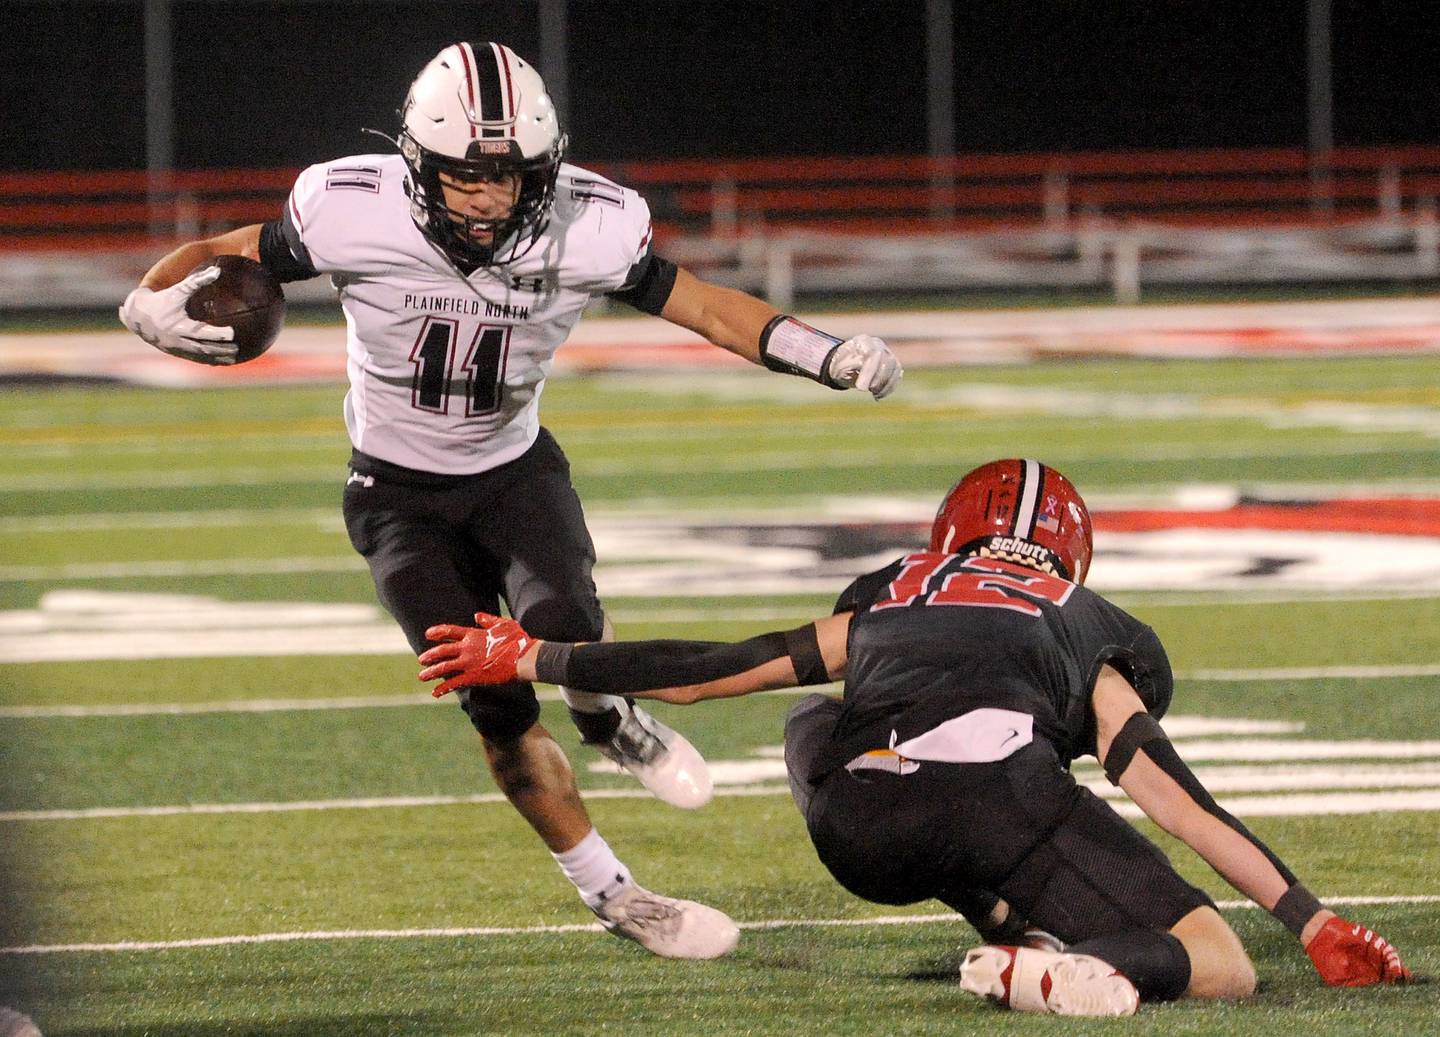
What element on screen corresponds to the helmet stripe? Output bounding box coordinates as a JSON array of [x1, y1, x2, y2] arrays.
[[455, 43, 479, 140], [472, 43, 506, 138], [939, 524, 956, 554], [492, 43, 517, 123], [1013, 459, 1042, 538]]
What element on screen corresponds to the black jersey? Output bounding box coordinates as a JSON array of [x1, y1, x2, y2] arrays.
[[813, 552, 1172, 776]]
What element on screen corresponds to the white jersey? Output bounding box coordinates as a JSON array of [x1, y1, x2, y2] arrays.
[[282, 153, 653, 474]]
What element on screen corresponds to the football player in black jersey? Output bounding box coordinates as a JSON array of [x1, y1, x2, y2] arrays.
[[415, 458, 1412, 1016]]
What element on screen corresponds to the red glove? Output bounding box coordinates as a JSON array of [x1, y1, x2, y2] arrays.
[[1305, 916, 1412, 986], [418, 612, 534, 697]]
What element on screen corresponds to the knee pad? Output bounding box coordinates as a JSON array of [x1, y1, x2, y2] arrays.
[[457, 682, 542, 742], [784, 693, 843, 763], [786, 692, 843, 731]]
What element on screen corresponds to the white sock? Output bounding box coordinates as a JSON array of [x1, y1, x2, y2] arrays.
[[560, 686, 629, 716], [552, 827, 632, 908]]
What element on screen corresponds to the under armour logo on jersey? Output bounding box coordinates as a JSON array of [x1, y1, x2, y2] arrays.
[[347, 471, 375, 488], [508, 275, 544, 293]]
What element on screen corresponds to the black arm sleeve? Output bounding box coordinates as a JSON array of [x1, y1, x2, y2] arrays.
[[1104, 713, 1302, 887], [607, 251, 678, 316], [537, 625, 830, 693], [258, 217, 320, 284]]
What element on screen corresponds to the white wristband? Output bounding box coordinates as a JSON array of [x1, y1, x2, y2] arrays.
[[759, 315, 843, 386]]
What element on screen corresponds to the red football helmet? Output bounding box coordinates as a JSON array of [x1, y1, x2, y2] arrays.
[[930, 459, 1094, 583]]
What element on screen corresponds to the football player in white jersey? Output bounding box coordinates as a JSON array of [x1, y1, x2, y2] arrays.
[[118, 41, 902, 960]]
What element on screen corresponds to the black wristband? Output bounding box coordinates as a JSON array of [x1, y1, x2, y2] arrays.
[[534, 641, 574, 686], [1272, 883, 1325, 937]]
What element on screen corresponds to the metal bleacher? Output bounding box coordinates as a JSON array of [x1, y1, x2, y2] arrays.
[[4, 146, 1439, 309]]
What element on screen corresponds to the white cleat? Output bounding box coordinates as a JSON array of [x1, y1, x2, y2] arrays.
[[0, 1007, 43, 1037], [596, 704, 713, 809], [591, 882, 740, 960], [959, 945, 1139, 1017]]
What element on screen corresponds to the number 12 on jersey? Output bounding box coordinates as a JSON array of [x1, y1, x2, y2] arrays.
[[872, 553, 1075, 616], [408, 317, 511, 416]]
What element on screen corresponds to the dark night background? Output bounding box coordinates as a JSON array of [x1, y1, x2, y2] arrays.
[[6, 0, 1440, 171]]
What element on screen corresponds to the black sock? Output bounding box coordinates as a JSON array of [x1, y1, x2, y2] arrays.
[[569, 705, 623, 744], [938, 888, 1028, 944], [1068, 930, 1191, 1002]]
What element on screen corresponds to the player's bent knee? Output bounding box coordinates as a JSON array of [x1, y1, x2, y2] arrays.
[[1187, 951, 1256, 1000], [1171, 906, 1257, 999], [513, 597, 604, 644], [1191, 952, 1257, 1000], [457, 682, 542, 742]]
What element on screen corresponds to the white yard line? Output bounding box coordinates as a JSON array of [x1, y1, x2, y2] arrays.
[[1110, 588, 1440, 606], [0, 556, 367, 582], [0, 785, 782, 823], [1093, 766, 1440, 795], [0, 695, 438, 718], [7, 555, 1440, 604], [6, 783, 1440, 824], [1117, 789, 1440, 818], [3, 434, 342, 460], [0, 467, 343, 492], [0, 439, 1428, 495], [1185, 664, 1440, 680], [3, 895, 1436, 957], [5, 662, 1436, 718], [0, 685, 819, 718], [0, 509, 337, 534], [1132, 738, 1440, 761], [573, 440, 1417, 479], [4, 487, 1438, 536]]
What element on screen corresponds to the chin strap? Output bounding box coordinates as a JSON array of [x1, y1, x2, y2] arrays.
[[360, 126, 402, 148]]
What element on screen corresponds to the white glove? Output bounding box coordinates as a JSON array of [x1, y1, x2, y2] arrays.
[[118, 266, 237, 366], [824, 334, 903, 400]]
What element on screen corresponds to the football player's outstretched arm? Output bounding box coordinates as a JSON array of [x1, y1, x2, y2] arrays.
[[659, 267, 902, 399], [419, 611, 851, 704], [1093, 666, 1412, 986], [658, 266, 779, 364]]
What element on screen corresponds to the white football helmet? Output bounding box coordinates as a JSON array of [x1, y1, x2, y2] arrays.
[[399, 42, 567, 267]]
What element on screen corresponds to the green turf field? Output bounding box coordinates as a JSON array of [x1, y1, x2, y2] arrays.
[[1, 352, 1438, 1035]]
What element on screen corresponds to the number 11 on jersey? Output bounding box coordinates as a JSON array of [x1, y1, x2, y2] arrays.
[[408, 316, 511, 416]]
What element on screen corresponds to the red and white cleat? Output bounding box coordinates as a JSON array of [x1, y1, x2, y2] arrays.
[[960, 945, 1140, 1017]]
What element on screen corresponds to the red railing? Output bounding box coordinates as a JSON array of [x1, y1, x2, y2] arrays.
[[6, 146, 1440, 252]]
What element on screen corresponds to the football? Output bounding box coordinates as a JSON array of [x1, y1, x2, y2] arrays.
[[184, 254, 285, 363]]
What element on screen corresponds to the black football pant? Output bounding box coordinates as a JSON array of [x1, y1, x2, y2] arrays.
[[342, 428, 606, 741], [784, 694, 1212, 943]]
